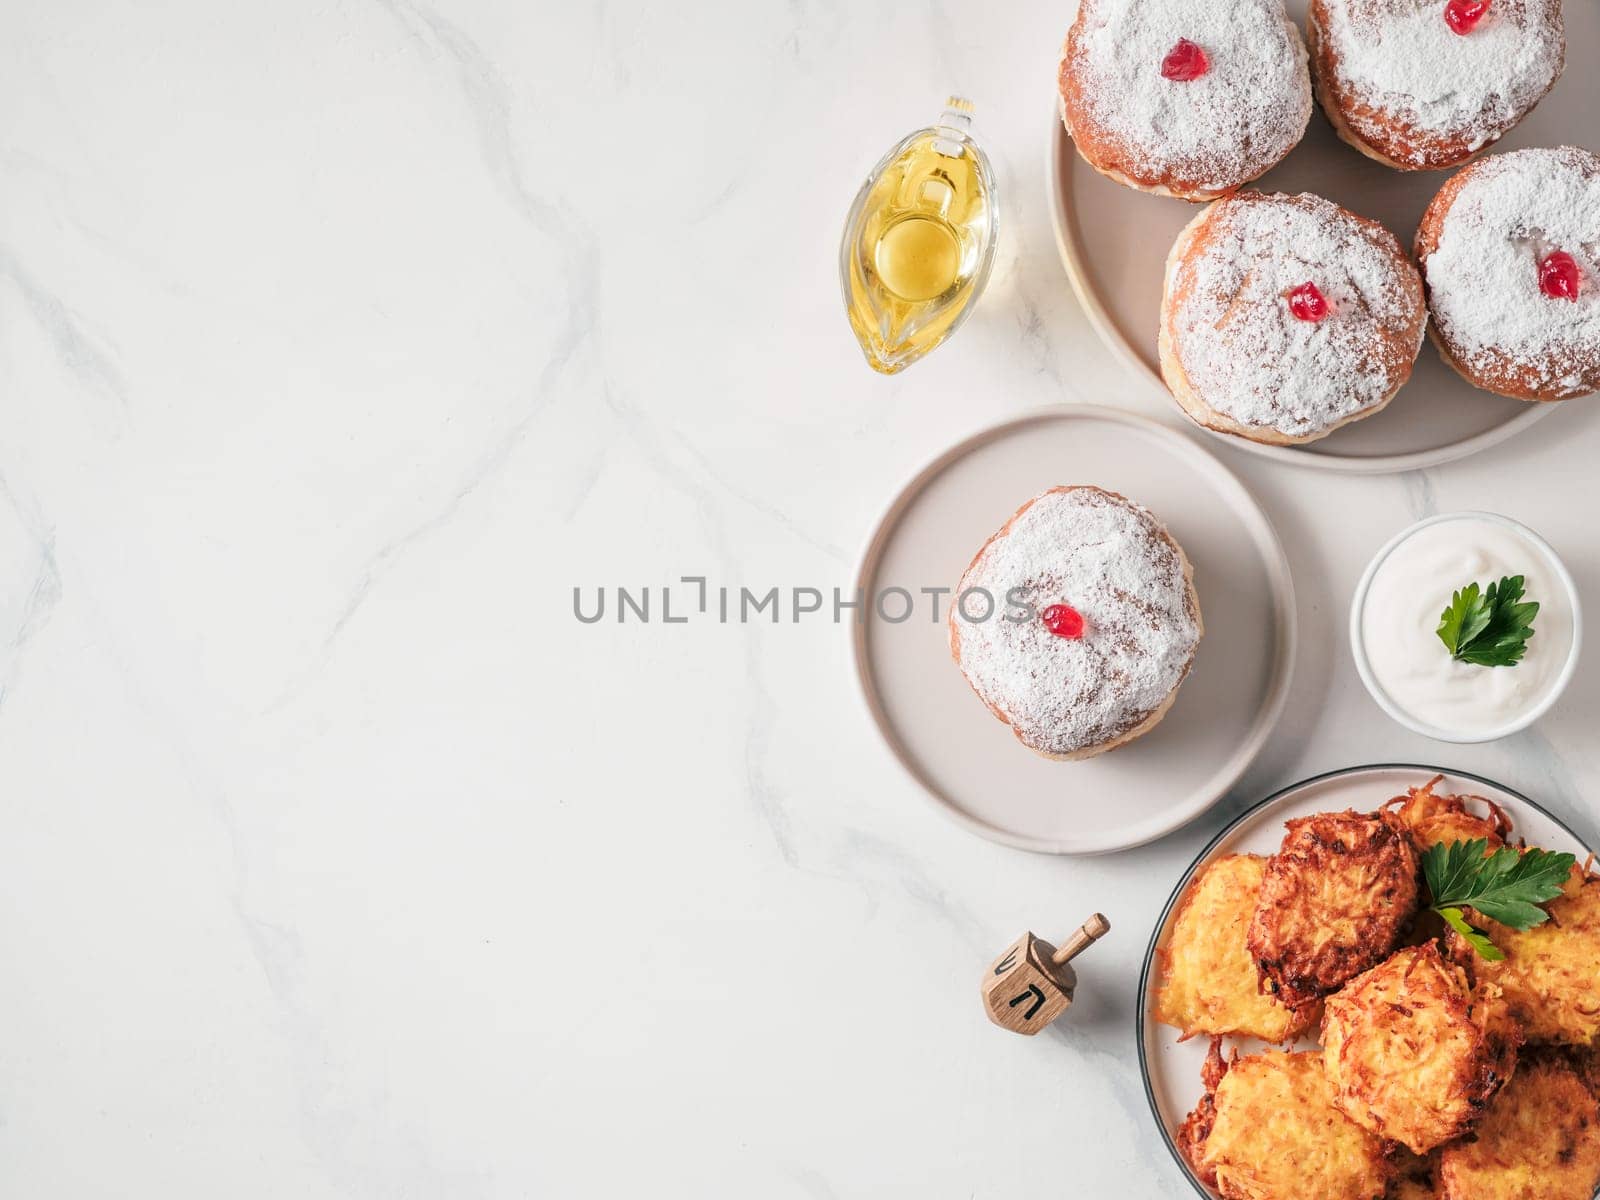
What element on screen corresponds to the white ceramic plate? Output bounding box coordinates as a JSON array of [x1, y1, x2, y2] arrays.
[[1045, 0, 1600, 472], [851, 406, 1295, 855], [1138, 764, 1600, 1197]]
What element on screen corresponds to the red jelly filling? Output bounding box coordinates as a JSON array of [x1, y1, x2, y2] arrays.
[[1445, 0, 1490, 34], [1539, 250, 1581, 300], [1160, 39, 1209, 81], [1041, 604, 1085, 640], [1288, 281, 1330, 323]]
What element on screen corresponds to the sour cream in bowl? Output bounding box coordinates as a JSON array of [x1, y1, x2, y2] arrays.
[[1350, 512, 1581, 742]]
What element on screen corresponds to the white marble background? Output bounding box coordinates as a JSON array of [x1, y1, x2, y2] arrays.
[[2, 1, 1596, 1196]]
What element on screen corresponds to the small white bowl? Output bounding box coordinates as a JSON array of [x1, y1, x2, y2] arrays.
[[1349, 511, 1583, 743]]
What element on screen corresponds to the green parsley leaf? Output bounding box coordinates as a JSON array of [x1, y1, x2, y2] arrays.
[[1436, 582, 1488, 657], [1436, 575, 1538, 667], [1435, 906, 1506, 962], [1422, 839, 1575, 959]]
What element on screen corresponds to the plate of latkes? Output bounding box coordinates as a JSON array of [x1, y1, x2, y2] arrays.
[[1140, 764, 1600, 1200], [1047, 0, 1600, 473]]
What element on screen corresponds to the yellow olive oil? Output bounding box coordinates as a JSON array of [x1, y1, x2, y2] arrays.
[[841, 98, 998, 374]]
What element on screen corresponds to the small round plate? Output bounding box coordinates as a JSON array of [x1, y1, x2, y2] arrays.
[[1045, 0, 1600, 473], [1138, 764, 1599, 1198], [851, 406, 1295, 855]]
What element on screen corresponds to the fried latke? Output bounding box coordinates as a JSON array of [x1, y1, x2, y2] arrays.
[[1323, 944, 1521, 1153], [1571, 1042, 1600, 1100], [1157, 855, 1316, 1043], [1386, 775, 1511, 855], [1448, 863, 1600, 1046], [1179, 1038, 1233, 1190], [1437, 1057, 1600, 1200], [1386, 1177, 1433, 1200], [1384, 1148, 1435, 1200], [1192, 1050, 1392, 1200], [1249, 810, 1421, 1011]]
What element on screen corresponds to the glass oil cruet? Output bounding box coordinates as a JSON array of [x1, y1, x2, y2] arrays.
[[840, 97, 998, 375]]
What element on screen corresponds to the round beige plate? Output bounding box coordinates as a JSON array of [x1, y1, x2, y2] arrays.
[[1046, 0, 1600, 472], [852, 406, 1295, 855], [1138, 764, 1599, 1198]]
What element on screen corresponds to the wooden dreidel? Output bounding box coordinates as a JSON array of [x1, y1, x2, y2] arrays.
[[981, 914, 1110, 1035]]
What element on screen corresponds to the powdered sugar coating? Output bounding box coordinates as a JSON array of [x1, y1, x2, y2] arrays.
[[1059, 0, 1312, 197], [951, 488, 1201, 758], [1422, 146, 1600, 398], [1165, 192, 1425, 438], [1314, 0, 1564, 168]]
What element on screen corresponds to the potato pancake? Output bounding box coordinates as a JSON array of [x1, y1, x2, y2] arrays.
[[1249, 810, 1421, 1011], [1178, 1038, 1233, 1189], [1572, 1043, 1600, 1099], [1437, 1057, 1600, 1200], [1194, 1050, 1391, 1200], [1386, 1178, 1433, 1200], [1323, 944, 1520, 1153], [1449, 865, 1600, 1046], [1156, 855, 1316, 1042], [1386, 775, 1510, 854], [1384, 1148, 1435, 1200]]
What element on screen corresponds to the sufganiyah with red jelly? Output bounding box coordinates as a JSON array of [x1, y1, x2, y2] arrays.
[[1159, 191, 1426, 445], [948, 486, 1202, 761], [1416, 145, 1600, 400], [1308, 0, 1565, 171], [1058, 0, 1311, 200]]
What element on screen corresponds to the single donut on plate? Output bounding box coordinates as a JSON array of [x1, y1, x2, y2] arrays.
[[1416, 145, 1600, 401], [1057, 0, 1312, 201], [1159, 191, 1427, 445], [948, 486, 1202, 762], [1308, 0, 1564, 172]]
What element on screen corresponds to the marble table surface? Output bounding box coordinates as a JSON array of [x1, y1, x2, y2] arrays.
[[3, 2, 1597, 1196]]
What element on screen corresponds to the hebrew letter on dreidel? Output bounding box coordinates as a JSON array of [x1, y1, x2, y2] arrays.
[[980, 914, 1111, 1035]]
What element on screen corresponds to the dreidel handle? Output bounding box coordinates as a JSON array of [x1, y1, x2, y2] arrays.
[[1052, 913, 1110, 965]]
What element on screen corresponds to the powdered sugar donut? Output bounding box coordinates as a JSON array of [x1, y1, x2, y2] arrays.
[[1058, 0, 1313, 201], [1309, 0, 1565, 171], [1416, 146, 1600, 400], [1159, 191, 1427, 445], [948, 487, 1202, 762]]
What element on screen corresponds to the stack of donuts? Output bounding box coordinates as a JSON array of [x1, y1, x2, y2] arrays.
[[1058, 0, 1599, 445]]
